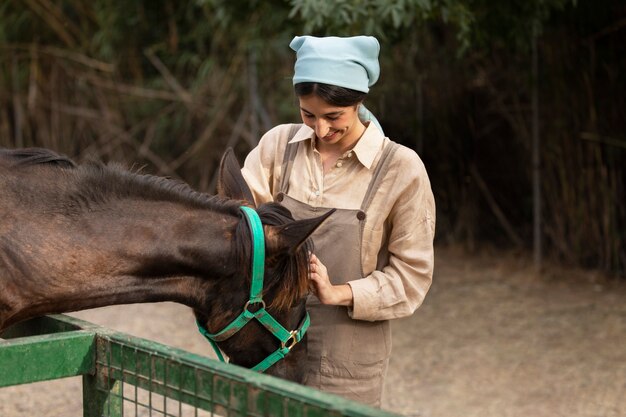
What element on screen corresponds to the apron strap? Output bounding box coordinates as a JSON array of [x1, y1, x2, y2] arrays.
[[278, 125, 400, 212], [278, 124, 302, 194], [360, 141, 400, 212]]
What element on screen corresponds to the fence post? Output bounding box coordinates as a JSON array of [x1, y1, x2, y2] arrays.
[[83, 373, 123, 417]]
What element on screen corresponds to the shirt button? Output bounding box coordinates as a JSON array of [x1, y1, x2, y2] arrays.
[[336, 162, 343, 168], [314, 190, 320, 196], [347, 152, 353, 158]]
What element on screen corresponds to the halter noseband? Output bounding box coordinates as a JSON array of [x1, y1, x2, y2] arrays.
[[196, 206, 310, 372]]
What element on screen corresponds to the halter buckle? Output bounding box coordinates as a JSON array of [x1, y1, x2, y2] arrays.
[[281, 330, 298, 351]]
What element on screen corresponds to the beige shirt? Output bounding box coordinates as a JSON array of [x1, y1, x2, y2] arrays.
[[242, 122, 435, 321]]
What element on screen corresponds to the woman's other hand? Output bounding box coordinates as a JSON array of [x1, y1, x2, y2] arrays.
[[309, 253, 353, 306]]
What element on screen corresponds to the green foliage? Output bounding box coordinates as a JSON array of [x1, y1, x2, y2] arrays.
[[287, 0, 574, 52], [288, 0, 473, 47]]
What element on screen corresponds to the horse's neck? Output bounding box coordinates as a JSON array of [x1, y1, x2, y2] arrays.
[[0, 202, 239, 330]]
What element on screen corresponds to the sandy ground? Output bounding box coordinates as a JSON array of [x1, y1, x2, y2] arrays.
[[1, 246, 625, 417]]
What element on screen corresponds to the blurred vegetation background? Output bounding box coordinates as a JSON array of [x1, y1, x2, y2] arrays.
[[1, 0, 624, 276]]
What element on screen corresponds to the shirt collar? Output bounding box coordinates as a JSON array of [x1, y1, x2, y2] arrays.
[[288, 122, 385, 170]]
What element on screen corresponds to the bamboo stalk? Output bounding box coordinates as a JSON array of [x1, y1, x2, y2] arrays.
[[531, 19, 542, 269], [469, 164, 523, 248], [50, 62, 60, 151], [144, 49, 193, 106], [169, 89, 238, 170], [0, 44, 114, 72], [11, 55, 24, 148], [23, 0, 76, 47], [33, 0, 87, 46], [580, 132, 626, 150], [584, 17, 626, 42], [207, 99, 252, 192], [27, 44, 39, 113], [80, 72, 183, 102], [78, 102, 178, 162], [248, 47, 260, 145], [169, 48, 245, 170]]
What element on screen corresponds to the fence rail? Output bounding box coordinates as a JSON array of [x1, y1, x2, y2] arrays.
[[1, 315, 398, 417]]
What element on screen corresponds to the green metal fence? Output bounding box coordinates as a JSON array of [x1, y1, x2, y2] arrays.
[[0, 315, 398, 417]]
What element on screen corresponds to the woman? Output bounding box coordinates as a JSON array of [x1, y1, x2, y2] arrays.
[[242, 35, 435, 407]]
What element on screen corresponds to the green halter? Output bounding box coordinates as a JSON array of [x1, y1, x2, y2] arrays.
[[196, 206, 310, 372]]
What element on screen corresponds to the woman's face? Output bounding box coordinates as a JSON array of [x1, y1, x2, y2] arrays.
[[298, 94, 365, 151]]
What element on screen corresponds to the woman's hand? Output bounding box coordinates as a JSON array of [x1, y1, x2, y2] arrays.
[[309, 253, 353, 306]]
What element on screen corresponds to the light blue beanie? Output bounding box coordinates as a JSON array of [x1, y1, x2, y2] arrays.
[[290, 35, 384, 133], [289, 35, 380, 93]]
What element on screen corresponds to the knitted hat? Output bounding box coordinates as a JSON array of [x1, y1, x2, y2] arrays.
[[289, 35, 380, 93]]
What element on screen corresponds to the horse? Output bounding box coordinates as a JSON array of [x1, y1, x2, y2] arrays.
[[0, 147, 332, 383]]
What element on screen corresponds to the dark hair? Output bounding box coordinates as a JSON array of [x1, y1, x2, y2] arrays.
[[294, 82, 367, 107]]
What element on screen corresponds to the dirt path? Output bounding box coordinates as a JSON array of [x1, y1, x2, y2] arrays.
[[2, 246, 625, 416]]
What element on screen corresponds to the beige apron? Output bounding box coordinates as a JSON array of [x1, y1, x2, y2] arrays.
[[276, 135, 399, 407]]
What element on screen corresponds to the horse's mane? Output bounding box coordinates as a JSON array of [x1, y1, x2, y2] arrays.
[[0, 147, 76, 169], [1, 147, 239, 214], [78, 162, 240, 213]]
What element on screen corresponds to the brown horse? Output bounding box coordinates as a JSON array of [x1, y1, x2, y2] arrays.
[[0, 147, 331, 383]]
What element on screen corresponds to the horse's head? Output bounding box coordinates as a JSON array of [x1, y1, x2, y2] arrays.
[[194, 148, 331, 383]]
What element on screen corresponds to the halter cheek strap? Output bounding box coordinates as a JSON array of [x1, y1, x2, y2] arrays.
[[196, 206, 310, 372]]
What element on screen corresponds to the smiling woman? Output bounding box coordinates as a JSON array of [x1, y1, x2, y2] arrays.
[[297, 89, 366, 172], [241, 35, 436, 407]]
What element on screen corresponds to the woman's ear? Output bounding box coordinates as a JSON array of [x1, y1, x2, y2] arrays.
[[217, 148, 255, 205]]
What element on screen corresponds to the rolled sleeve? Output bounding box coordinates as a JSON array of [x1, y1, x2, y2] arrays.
[[347, 276, 380, 320]]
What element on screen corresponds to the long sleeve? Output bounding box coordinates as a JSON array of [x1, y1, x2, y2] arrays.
[[348, 147, 435, 321]]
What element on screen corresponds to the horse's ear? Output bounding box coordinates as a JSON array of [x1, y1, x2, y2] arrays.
[[266, 209, 335, 255], [217, 148, 255, 205]]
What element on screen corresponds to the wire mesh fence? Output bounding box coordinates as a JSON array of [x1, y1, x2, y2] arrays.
[[1, 315, 398, 417]]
